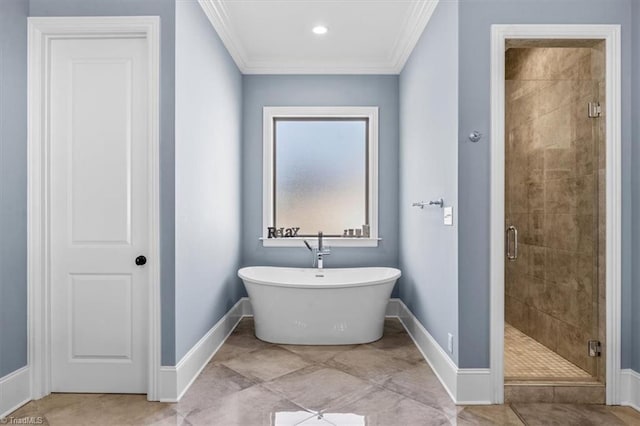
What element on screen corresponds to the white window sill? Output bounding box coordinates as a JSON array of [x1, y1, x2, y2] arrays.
[[260, 237, 380, 248]]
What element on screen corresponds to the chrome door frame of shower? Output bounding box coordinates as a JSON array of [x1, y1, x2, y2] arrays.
[[489, 24, 622, 405]]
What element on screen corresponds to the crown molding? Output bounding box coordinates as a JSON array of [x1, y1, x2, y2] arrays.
[[198, 0, 438, 75], [241, 62, 399, 75], [389, 0, 440, 73], [197, 0, 249, 72]]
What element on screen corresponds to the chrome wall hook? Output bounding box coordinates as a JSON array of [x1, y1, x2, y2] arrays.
[[429, 198, 444, 208], [469, 130, 482, 143]]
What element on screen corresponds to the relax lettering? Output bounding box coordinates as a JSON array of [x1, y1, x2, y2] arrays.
[[267, 227, 300, 238]]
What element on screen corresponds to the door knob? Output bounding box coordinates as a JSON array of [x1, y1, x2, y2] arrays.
[[135, 255, 147, 266]]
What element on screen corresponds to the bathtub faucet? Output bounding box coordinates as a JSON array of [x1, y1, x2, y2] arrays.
[[303, 231, 331, 269]]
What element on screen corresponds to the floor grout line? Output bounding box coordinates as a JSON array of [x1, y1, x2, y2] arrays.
[[509, 403, 530, 426]]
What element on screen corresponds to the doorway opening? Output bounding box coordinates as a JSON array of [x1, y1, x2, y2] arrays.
[[503, 39, 606, 403], [28, 16, 162, 400]]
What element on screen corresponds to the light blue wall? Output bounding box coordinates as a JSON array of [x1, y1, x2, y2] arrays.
[[399, 1, 459, 364], [174, 0, 242, 363], [241, 75, 399, 283], [4, 0, 637, 376], [0, 0, 28, 378], [28, 0, 178, 365], [457, 0, 633, 368], [632, 0, 640, 373]]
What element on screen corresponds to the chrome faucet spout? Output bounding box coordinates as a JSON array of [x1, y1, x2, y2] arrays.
[[301, 232, 331, 268], [309, 231, 330, 269]]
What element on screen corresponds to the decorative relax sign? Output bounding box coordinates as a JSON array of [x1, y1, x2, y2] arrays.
[[267, 227, 300, 238]]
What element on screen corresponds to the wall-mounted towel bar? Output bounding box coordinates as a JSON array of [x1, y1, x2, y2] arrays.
[[412, 198, 444, 209]]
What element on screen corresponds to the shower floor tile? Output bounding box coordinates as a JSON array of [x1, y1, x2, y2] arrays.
[[505, 323, 592, 380]]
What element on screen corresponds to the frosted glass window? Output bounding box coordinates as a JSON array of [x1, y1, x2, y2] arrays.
[[274, 119, 368, 236]]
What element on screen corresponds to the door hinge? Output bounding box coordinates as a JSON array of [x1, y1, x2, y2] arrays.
[[588, 102, 602, 118], [588, 340, 601, 357]]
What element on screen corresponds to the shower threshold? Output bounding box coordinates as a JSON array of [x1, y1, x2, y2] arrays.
[[504, 324, 604, 403]]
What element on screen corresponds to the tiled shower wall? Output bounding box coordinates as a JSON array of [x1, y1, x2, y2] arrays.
[[505, 45, 605, 378]]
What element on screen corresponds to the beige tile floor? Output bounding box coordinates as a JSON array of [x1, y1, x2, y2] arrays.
[[504, 324, 591, 380], [6, 318, 640, 425]]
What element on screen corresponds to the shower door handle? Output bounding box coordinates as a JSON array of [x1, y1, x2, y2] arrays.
[[506, 226, 518, 261]]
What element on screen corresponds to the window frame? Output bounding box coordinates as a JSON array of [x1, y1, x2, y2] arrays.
[[262, 106, 379, 247]]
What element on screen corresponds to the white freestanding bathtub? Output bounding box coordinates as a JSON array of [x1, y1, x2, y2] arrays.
[[237, 266, 401, 345]]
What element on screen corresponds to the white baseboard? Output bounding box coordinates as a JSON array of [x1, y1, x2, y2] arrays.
[[456, 369, 492, 405], [156, 297, 491, 404], [157, 366, 178, 402], [385, 298, 401, 317], [620, 369, 640, 411], [396, 300, 492, 405], [156, 297, 418, 402], [0, 366, 31, 419], [5, 295, 628, 407], [157, 298, 245, 402], [241, 297, 253, 316], [397, 300, 458, 402]]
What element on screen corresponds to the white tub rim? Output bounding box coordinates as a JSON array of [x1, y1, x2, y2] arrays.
[[238, 266, 401, 289]]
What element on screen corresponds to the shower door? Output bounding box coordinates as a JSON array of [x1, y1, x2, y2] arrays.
[[504, 44, 605, 382]]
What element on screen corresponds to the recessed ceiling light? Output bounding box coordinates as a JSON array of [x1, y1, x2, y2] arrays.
[[312, 25, 328, 35]]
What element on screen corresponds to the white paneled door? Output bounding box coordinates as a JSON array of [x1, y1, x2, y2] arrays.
[[49, 36, 150, 393]]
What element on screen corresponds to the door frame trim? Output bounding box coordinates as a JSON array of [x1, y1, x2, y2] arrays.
[[27, 16, 161, 400], [489, 24, 622, 404]]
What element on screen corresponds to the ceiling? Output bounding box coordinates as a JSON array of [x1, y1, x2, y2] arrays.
[[198, 0, 438, 74]]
